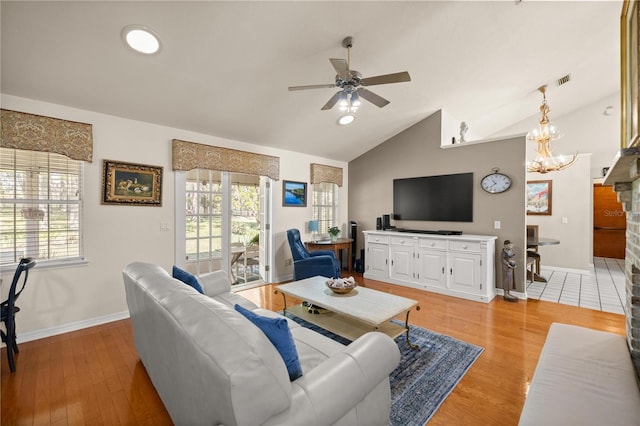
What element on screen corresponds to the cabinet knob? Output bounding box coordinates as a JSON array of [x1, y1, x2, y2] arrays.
[[462, 244, 467, 249], [400, 240, 404, 244], [430, 242, 435, 247], [375, 238, 379, 242]]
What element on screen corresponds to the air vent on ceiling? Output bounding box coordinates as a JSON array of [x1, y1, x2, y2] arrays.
[[556, 74, 571, 87]]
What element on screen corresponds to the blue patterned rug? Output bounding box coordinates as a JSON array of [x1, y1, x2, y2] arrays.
[[284, 314, 483, 425]]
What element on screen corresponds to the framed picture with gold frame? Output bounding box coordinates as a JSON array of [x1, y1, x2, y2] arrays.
[[622, 0, 639, 148], [526, 180, 552, 216], [101, 160, 163, 206]]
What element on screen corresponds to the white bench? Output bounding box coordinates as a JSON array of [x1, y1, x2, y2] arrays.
[[519, 323, 640, 425]]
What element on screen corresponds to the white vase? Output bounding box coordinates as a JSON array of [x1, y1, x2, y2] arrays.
[[330, 234, 338, 241]]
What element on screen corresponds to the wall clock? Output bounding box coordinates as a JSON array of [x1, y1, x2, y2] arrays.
[[481, 169, 512, 194]]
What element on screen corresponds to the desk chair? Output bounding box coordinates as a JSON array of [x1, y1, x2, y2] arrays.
[[286, 229, 340, 281], [527, 225, 541, 275], [1, 258, 36, 372]]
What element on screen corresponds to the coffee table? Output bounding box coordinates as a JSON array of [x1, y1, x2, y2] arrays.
[[276, 276, 420, 349]]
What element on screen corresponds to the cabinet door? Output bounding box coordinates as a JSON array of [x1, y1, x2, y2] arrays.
[[367, 243, 388, 278], [390, 245, 413, 281], [449, 252, 482, 293], [415, 249, 447, 288]]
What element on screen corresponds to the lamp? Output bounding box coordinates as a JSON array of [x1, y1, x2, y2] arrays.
[[526, 85, 576, 173], [308, 220, 319, 234]]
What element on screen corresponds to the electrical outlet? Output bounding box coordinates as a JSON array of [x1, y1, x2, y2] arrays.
[[285, 258, 292, 266], [160, 222, 170, 231]]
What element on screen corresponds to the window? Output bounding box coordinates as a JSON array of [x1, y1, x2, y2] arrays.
[[312, 182, 338, 236], [0, 148, 83, 265]]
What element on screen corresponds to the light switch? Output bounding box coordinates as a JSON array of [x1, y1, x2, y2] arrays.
[[494, 221, 501, 229], [562, 217, 569, 224]]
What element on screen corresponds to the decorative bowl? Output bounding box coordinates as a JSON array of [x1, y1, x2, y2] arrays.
[[326, 277, 357, 294]]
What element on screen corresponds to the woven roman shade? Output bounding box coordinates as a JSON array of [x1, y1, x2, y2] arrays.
[[1, 109, 93, 162], [172, 139, 280, 180], [310, 163, 343, 187]]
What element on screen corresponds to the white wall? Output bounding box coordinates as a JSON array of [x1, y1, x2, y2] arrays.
[[527, 154, 592, 271], [0, 94, 348, 337]]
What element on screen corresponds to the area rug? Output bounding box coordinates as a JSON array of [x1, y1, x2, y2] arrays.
[[284, 314, 484, 425]]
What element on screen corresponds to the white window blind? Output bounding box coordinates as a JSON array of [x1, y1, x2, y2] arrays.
[[0, 148, 83, 265], [312, 182, 338, 235]]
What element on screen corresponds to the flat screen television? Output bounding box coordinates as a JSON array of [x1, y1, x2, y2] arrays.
[[393, 173, 473, 222]]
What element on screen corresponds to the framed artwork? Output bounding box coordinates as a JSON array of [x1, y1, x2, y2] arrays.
[[622, 0, 639, 148], [282, 180, 307, 207], [102, 160, 163, 206], [526, 180, 552, 215]]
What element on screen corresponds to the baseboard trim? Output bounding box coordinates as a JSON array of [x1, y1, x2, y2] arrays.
[[16, 311, 130, 344], [541, 265, 591, 275], [496, 288, 527, 300]]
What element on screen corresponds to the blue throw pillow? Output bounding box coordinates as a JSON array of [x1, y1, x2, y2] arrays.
[[234, 304, 303, 381], [172, 266, 204, 294]]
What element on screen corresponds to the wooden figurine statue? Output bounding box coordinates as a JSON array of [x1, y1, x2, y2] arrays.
[[502, 240, 518, 302]]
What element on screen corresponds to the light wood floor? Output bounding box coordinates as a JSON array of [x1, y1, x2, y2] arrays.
[[2, 276, 625, 425]]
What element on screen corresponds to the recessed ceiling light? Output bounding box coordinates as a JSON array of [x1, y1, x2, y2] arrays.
[[122, 25, 161, 55], [337, 114, 356, 126]]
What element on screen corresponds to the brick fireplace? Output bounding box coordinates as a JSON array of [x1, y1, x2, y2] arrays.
[[606, 150, 640, 375]]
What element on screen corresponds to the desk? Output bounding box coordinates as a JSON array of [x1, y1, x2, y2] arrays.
[[306, 238, 353, 273], [526, 237, 560, 283]]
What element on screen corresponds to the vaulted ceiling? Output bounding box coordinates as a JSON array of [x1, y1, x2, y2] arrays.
[[1, 1, 621, 162]]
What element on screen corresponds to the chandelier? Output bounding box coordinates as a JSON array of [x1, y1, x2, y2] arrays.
[[526, 85, 576, 173]]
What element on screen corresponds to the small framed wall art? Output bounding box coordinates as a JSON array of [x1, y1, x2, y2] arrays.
[[102, 160, 163, 206], [282, 180, 307, 207], [526, 180, 552, 215]]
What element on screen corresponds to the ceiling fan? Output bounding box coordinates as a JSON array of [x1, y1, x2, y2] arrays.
[[288, 36, 411, 111]]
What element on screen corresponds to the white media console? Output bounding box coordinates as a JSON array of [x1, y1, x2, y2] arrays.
[[363, 230, 497, 303]]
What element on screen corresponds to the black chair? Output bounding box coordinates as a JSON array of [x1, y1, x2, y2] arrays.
[[1, 258, 36, 372]]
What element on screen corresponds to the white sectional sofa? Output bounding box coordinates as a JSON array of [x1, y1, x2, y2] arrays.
[[122, 262, 401, 426], [519, 323, 640, 425]]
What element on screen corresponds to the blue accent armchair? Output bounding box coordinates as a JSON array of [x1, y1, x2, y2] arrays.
[[286, 229, 341, 280]]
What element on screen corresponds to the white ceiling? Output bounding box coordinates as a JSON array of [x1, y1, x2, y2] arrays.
[[1, 1, 622, 162]]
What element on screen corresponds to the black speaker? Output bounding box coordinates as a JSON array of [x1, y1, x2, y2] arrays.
[[376, 217, 382, 230], [382, 214, 391, 229]]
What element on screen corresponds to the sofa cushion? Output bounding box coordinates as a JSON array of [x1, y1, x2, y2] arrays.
[[172, 265, 204, 294], [235, 304, 303, 381]]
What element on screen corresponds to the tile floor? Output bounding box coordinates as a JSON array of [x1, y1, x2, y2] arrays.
[[526, 257, 626, 315]]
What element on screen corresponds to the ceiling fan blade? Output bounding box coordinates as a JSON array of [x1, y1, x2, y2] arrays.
[[329, 58, 350, 80], [288, 83, 336, 91], [361, 71, 411, 86], [358, 88, 390, 108], [321, 91, 343, 110]]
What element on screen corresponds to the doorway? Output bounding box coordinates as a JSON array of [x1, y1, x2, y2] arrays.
[[179, 169, 272, 286], [593, 183, 625, 259]]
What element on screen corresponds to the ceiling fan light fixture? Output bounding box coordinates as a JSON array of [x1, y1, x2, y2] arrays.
[[122, 25, 161, 55], [351, 92, 361, 107], [338, 92, 348, 107], [337, 114, 356, 126]]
